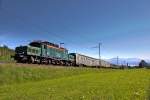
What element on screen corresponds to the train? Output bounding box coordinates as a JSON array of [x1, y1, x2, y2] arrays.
[[14, 40, 111, 67], [70, 53, 111, 67]]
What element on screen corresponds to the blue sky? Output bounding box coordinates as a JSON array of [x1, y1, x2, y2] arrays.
[[0, 0, 150, 59]]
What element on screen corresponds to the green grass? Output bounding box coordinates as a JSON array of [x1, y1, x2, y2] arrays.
[[0, 64, 150, 100]]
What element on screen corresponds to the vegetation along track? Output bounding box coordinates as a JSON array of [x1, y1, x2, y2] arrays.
[[0, 64, 150, 100]]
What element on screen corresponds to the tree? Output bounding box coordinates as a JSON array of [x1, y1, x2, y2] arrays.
[[3, 45, 8, 49], [139, 60, 148, 68]]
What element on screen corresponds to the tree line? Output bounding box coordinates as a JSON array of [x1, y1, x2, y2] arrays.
[[0, 45, 15, 62]]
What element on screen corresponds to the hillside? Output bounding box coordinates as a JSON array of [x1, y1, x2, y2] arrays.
[[107, 58, 150, 66], [0, 46, 15, 62], [0, 64, 150, 100]]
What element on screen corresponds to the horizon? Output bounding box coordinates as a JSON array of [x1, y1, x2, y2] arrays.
[[0, 0, 150, 59]]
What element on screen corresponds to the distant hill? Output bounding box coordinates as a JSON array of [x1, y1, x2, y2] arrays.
[[107, 58, 150, 66], [0, 46, 15, 62]]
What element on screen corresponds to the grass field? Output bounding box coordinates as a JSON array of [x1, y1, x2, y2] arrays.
[[0, 64, 150, 100]]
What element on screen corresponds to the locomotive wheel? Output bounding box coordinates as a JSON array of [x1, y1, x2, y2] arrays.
[[48, 59, 51, 65], [60, 61, 64, 66], [57, 60, 61, 65], [67, 62, 70, 66], [52, 60, 56, 65], [65, 62, 69, 66], [29, 56, 35, 64], [45, 59, 49, 65]]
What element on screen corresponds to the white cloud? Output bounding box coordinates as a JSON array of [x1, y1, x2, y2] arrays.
[[137, 54, 150, 60]]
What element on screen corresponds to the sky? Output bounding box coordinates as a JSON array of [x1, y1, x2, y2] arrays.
[[0, 0, 150, 59]]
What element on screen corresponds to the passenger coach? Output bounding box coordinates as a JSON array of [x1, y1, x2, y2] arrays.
[[69, 53, 111, 67]]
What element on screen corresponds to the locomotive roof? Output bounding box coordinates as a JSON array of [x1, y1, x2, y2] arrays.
[[42, 41, 59, 48], [31, 40, 59, 47], [30, 40, 67, 51]]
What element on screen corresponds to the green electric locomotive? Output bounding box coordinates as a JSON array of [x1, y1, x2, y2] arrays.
[[14, 40, 74, 65]]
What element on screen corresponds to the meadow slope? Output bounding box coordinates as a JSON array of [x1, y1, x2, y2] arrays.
[[0, 64, 150, 100]]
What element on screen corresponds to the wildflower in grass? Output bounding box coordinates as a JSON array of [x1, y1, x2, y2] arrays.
[[79, 95, 85, 100], [134, 91, 140, 96]]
